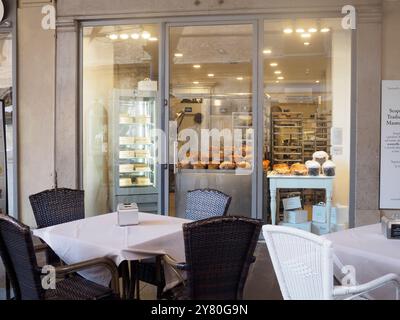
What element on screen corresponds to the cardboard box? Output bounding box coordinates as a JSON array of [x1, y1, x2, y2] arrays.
[[332, 223, 349, 233], [284, 210, 308, 224], [282, 196, 302, 211], [279, 221, 312, 233], [332, 205, 349, 225], [311, 222, 330, 235], [312, 203, 327, 223]]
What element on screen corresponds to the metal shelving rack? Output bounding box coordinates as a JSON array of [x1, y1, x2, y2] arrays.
[[271, 112, 304, 165]]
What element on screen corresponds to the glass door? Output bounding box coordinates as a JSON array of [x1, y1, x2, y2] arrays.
[[166, 23, 256, 219], [82, 24, 163, 216]]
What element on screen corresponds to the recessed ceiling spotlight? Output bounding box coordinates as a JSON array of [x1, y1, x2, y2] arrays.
[[193, 64, 201, 69], [301, 33, 311, 38], [308, 28, 318, 33], [270, 62, 278, 67], [174, 53, 183, 57], [275, 80, 280, 83], [193, 81, 199, 85], [274, 70, 282, 75], [277, 76, 284, 80], [141, 31, 151, 39], [283, 28, 293, 34], [304, 42, 310, 46], [263, 49, 272, 54], [320, 28, 330, 33], [315, 80, 320, 83], [119, 34, 129, 40], [236, 77, 244, 81], [149, 37, 158, 41], [208, 73, 215, 77], [109, 34, 118, 40], [296, 28, 305, 33], [131, 33, 140, 39]]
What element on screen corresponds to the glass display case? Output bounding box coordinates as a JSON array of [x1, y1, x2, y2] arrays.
[[110, 88, 159, 213]]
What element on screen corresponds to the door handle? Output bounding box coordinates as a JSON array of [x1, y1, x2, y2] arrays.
[[173, 141, 178, 174]]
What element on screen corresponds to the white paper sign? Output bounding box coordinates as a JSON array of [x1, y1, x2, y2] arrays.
[[380, 80, 400, 208]]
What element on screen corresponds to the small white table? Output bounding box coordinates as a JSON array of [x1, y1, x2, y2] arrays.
[[33, 212, 191, 291], [325, 224, 400, 300], [267, 174, 334, 228]]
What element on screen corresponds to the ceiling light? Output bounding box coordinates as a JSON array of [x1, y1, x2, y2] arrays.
[[304, 42, 310, 46], [174, 53, 183, 57], [214, 100, 222, 107], [193, 65, 201, 69], [141, 31, 151, 39], [263, 49, 272, 54], [321, 28, 330, 33], [315, 80, 320, 83], [274, 70, 282, 75], [119, 34, 129, 40], [236, 77, 244, 81], [109, 34, 118, 40], [149, 37, 158, 41], [131, 33, 140, 39], [296, 28, 305, 33], [208, 74, 215, 77], [270, 62, 278, 67], [283, 28, 293, 34], [301, 33, 311, 38], [308, 28, 318, 33], [275, 80, 280, 83], [277, 76, 284, 80], [193, 81, 199, 85]]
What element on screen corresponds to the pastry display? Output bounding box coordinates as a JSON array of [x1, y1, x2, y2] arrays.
[[263, 160, 270, 171], [119, 137, 135, 145], [135, 164, 151, 172], [136, 177, 151, 186], [135, 137, 152, 144], [178, 160, 192, 169], [119, 164, 134, 173], [290, 163, 308, 176], [119, 150, 135, 159], [219, 161, 236, 170], [120, 178, 133, 187], [120, 115, 134, 124], [192, 162, 207, 169], [208, 163, 220, 170], [237, 161, 252, 169], [273, 163, 291, 175], [322, 160, 336, 176], [306, 160, 321, 176], [135, 149, 150, 158], [135, 116, 151, 124], [313, 151, 329, 167]]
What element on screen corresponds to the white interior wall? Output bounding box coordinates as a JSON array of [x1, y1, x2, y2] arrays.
[[331, 30, 352, 207], [82, 37, 114, 216]]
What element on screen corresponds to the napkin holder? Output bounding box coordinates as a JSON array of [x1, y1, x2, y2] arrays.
[[118, 203, 139, 226], [381, 215, 400, 239]]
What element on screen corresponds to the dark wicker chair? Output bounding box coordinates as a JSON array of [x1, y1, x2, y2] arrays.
[[185, 189, 232, 221], [28, 188, 85, 267], [29, 188, 85, 229], [0, 214, 119, 300], [164, 216, 262, 300], [136, 189, 232, 299]]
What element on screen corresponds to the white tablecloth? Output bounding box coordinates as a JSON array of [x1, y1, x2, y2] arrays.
[[325, 224, 400, 299], [33, 212, 191, 290]]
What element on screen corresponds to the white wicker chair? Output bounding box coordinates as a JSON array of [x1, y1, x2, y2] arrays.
[[263, 225, 400, 300]]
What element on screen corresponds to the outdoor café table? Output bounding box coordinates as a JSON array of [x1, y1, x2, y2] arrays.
[[32, 212, 191, 294], [324, 223, 400, 300]]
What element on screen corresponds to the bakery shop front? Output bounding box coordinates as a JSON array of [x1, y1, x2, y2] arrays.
[[54, 0, 385, 232]]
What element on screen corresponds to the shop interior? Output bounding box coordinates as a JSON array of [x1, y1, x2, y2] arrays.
[[82, 18, 351, 233]]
